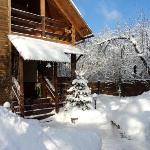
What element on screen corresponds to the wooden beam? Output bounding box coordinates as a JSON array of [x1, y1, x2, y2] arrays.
[[54, 63, 59, 113], [71, 54, 76, 78], [8, 0, 11, 33], [10, 32, 71, 45], [40, 0, 46, 37], [19, 56, 24, 117], [53, 0, 92, 39], [71, 26, 76, 78], [41, 16, 46, 37], [71, 25, 76, 45], [71, 26, 76, 77], [40, 0, 45, 16]]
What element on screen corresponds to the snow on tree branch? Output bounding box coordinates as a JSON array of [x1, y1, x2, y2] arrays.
[[77, 17, 150, 82]]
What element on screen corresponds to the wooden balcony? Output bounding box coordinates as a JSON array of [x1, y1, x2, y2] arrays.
[[11, 8, 72, 42]]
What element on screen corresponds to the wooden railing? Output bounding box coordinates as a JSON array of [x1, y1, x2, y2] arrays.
[[57, 77, 72, 101], [42, 77, 61, 112], [43, 77, 56, 102], [11, 8, 72, 42], [11, 77, 20, 112]]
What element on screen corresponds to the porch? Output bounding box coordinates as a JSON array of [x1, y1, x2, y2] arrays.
[[9, 35, 81, 119]]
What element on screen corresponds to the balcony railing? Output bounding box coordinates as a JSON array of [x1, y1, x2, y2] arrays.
[[11, 8, 72, 42]]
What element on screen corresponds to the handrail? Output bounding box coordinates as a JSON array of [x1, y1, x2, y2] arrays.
[[11, 77, 21, 112], [45, 84, 56, 100], [43, 77, 60, 112], [44, 76, 55, 92], [12, 77, 20, 95], [12, 86, 20, 103], [43, 77, 56, 101]]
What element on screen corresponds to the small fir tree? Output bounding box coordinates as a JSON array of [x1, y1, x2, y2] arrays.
[[65, 72, 92, 111]]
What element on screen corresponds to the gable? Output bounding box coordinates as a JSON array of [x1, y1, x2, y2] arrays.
[[47, 0, 92, 41], [11, 0, 92, 42]]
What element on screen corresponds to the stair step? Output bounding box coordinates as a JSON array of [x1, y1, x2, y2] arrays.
[[24, 103, 55, 110], [25, 97, 53, 105], [24, 108, 54, 116], [11, 97, 65, 120], [25, 113, 55, 120]]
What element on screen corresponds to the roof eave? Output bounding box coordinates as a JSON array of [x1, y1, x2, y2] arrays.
[[53, 0, 93, 39]]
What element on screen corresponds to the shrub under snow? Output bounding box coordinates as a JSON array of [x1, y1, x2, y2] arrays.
[[66, 72, 92, 111]]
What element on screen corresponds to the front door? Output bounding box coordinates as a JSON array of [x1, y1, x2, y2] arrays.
[[24, 61, 37, 99]]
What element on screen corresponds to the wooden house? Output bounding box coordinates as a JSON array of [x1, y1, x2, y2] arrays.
[[0, 0, 92, 119]]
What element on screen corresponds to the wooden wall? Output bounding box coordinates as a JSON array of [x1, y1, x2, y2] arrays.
[[0, 0, 11, 105]]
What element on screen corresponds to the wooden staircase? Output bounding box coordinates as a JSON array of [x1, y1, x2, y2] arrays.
[[11, 77, 65, 120], [12, 97, 56, 120]]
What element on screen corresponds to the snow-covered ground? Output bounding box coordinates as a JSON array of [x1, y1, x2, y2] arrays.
[[0, 107, 101, 150], [52, 91, 150, 150], [96, 92, 150, 150], [1, 91, 150, 150]]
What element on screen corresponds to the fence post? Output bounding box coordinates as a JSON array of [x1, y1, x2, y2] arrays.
[[97, 80, 100, 94]]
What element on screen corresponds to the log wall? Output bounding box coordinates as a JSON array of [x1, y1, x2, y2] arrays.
[[0, 0, 11, 105]]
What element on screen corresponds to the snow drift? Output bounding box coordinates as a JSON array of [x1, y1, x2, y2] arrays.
[[96, 91, 150, 148], [0, 107, 101, 150]]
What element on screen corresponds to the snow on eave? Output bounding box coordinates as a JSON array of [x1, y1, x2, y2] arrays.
[[69, 0, 93, 36], [8, 34, 70, 63], [8, 34, 84, 62], [69, 0, 82, 16]]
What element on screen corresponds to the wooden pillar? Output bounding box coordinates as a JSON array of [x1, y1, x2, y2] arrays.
[[54, 63, 59, 113], [71, 54, 76, 78], [40, 0, 46, 37], [40, 0, 45, 16], [19, 56, 24, 117], [71, 25, 76, 45], [71, 25, 76, 78], [8, 0, 11, 33]]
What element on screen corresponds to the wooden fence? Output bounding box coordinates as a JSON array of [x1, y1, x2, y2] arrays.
[[57, 78, 150, 97], [88, 80, 150, 96]]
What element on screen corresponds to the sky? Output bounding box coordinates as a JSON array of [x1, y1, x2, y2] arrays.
[[73, 0, 150, 33]]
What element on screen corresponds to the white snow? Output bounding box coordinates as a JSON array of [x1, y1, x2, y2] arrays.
[[2, 87, 150, 149], [8, 35, 83, 62], [96, 92, 150, 149], [3, 102, 10, 108], [53, 90, 150, 150], [0, 106, 102, 150]]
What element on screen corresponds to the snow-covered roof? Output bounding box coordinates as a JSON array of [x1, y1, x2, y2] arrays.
[[69, 0, 93, 35], [8, 35, 83, 62], [58, 43, 83, 55]]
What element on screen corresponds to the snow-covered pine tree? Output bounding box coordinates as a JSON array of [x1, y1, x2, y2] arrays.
[[65, 72, 92, 111]]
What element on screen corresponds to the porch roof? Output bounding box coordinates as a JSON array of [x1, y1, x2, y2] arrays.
[[8, 35, 83, 62]]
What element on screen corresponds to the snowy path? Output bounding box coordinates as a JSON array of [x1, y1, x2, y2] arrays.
[[99, 123, 147, 150], [41, 121, 147, 150]]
